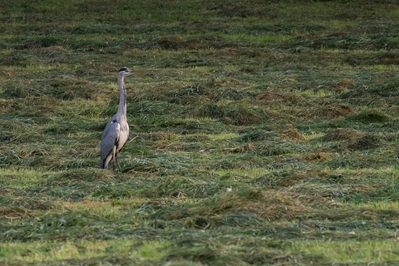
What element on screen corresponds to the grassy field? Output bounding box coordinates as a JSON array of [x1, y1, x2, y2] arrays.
[[1, 0, 399, 265]]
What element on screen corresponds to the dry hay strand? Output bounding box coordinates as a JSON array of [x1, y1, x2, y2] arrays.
[[217, 210, 265, 227], [304, 151, 332, 162], [239, 48, 266, 58], [122, 48, 143, 56], [385, 132, 399, 142], [0, 51, 28, 67], [22, 199, 54, 211], [189, 193, 246, 216], [216, 4, 254, 18], [332, 78, 355, 91], [268, 50, 292, 61], [322, 128, 381, 150], [131, 83, 171, 102], [0, 98, 16, 114], [146, 175, 218, 199], [257, 91, 308, 107], [223, 117, 235, 125], [125, 159, 166, 175], [223, 106, 270, 126], [156, 36, 188, 50], [189, 188, 265, 217], [75, 61, 115, 77], [140, 132, 177, 141], [0, 187, 20, 197], [20, 96, 59, 116], [291, 180, 371, 201], [53, 256, 140, 266], [182, 135, 212, 142], [283, 127, 305, 141], [183, 216, 215, 229], [188, 189, 313, 222], [0, 206, 30, 218], [94, 168, 116, 180], [236, 127, 276, 142], [33, 45, 68, 57], [348, 134, 382, 150], [43, 168, 114, 185], [156, 141, 205, 152], [240, 66, 256, 73], [154, 36, 228, 50], [256, 142, 290, 156], [169, 84, 215, 105], [253, 169, 325, 188], [225, 77, 242, 85], [245, 247, 295, 265], [303, 208, 398, 222], [246, 192, 310, 221], [322, 104, 355, 118], [221, 143, 253, 153], [321, 128, 363, 142], [184, 38, 202, 50], [1, 67, 18, 77], [163, 240, 241, 266], [256, 92, 275, 104], [205, 76, 223, 87], [220, 47, 238, 56], [193, 103, 227, 118], [171, 81, 257, 107]]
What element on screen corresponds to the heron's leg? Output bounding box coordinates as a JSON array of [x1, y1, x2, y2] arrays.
[[111, 146, 117, 171], [115, 152, 121, 172]]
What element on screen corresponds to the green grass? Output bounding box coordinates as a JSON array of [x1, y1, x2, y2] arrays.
[[0, 239, 171, 262], [1, 0, 399, 265], [291, 240, 399, 263], [0, 168, 49, 188]]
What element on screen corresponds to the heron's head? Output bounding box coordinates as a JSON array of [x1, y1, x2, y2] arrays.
[[118, 67, 135, 77]]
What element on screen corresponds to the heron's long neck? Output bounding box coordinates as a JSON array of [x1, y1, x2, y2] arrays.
[[117, 75, 127, 121]]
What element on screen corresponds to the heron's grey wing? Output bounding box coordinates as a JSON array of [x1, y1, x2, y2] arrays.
[[101, 120, 121, 160]]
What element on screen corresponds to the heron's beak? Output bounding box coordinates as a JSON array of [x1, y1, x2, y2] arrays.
[[132, 70, 143, 74]]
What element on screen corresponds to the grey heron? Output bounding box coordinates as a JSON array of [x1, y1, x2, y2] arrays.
[[100, 67, 138, 170]]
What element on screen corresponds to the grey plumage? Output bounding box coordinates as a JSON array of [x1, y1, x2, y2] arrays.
[[100, 67, 136, 170]]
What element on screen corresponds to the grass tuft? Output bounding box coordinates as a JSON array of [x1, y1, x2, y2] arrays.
[[346, 109, 393, 123]]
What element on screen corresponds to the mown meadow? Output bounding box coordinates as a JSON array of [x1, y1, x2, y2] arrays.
[[1, 0, 399, 265]]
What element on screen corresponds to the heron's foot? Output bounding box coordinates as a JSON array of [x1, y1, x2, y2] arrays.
[[117, 162, 123, 173], [111, 162, 122, 173]]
